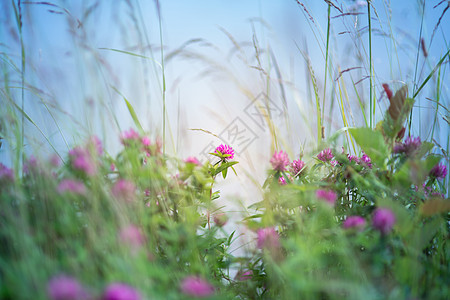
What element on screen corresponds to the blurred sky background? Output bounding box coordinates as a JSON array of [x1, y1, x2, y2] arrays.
[[1, 1, 449, 216]]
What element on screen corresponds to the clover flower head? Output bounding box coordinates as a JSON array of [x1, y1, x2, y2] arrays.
[[343, 216, 366, 230], [278, 176, 287, 185], [119, 225, 145, 249], [141, 136, 151, 147], [270, 151, 289, 171], [111, 179, 136, 202], [316, 189, 337, 206], [317, 148, 334, 162], [23, 155, 38, 175], [88, 136, 103, 156], [290, 159, 305, 176], [430, 163, 447, 180], [184, 156, 201, 165], [347, 154, 359, 163], [58, 179, 86, 195], [404, 136, 421, 156], [120, 128, 140, 145], [360, 153, 372, 168], [180, 276, 214, 298], [393, 143, 404, 154], [47, 275, 87, 300], [394, 136, 421, 157], [0, 163, 14, 182], [215, 144, 235, 160], [50, 155, 61, 167], [103, 283, 141, 300], [69, 147, 97, 176], [372, 208, 396, 235], [257, 227, 280, 250], [330, 159, 339, 167]]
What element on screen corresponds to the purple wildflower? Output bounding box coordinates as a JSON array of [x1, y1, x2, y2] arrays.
[[111, 179, 136, 202], [278, 176, 287, 185], [430, 163, 447, 180], [316, 189, 337, 206], [180, 276, 214, 298], [88, 136, 103, 156], [257, 227, 280, 250], [50, 155, 61, 167], [215, 144, 235, 161], [184, 156, 201, 165], [119, 225, 145, 249], [141, 136, 151, 147], [330, 160, 339, 167], [69, 147, 97, 176], [0, 163, 14, 182], [290, 159, 305, 176], [103, 283, 141, 300], [23, 155, 38, 174], [404, 136, 421, 156], [360, 153, 372, 168], [393, 143, 404, 154], [120, 128, 140, 145], [394, 136, 421, 157], [270, 151, 289, 171], [154, 138, 162, 155], [47, 275, 87, 300], [372, 208, 396, 235], [343, 216, 366, 230], [317, 148, 334, 162], [58, 179, 86, 195], [347, 154, 359, 163]]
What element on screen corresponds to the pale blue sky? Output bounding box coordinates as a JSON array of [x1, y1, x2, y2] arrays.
[[0, 1, 449, 168]]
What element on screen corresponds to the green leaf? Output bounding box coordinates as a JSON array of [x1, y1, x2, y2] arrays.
[[211, 191, 220, 201], [209, 152, 221, 158], [393, 154, 441, 187], [213, 161, 238, 177], [99, 48, 163, 68], [417, 142, 434, 159], [230, 165, 238, 176], [424, 154, 443, 174], [413, 48, 450, 98], [227, 230, 236, 246], [111, 86, 144, 134], [222, 167, 228, 179], [349, 128, 389, 167]]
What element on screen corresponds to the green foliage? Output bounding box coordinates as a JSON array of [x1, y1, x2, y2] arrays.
[[349, 128, 389, 168]]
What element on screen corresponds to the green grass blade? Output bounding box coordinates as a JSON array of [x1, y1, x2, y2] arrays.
[[367, 1, 373, 129], [7, 96, 64, 163], [98, 48, 162, 69], [322, 3, 331, 127], [111, 86, 144, 134], [413, 48, 450, 99]]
